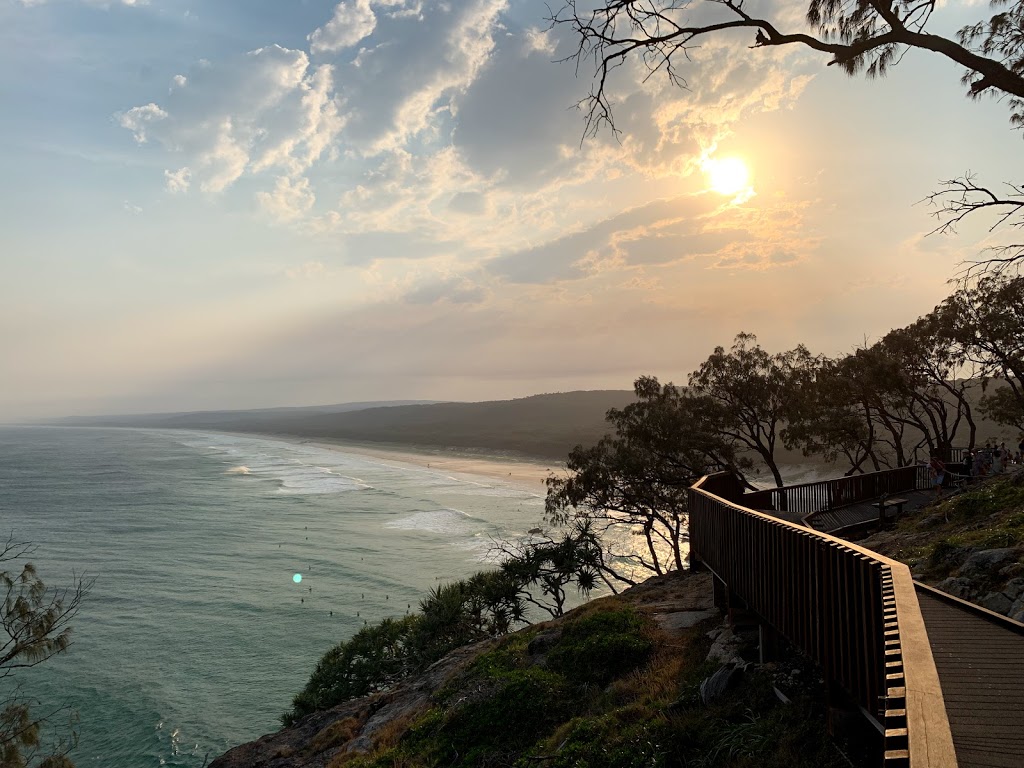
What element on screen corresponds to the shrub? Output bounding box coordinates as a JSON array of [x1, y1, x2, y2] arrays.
[[285, 615, 423, 725], [545, 606, 653, 686]]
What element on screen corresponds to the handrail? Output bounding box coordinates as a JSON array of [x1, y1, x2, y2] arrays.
[[742, 465, 931, 515], [689, 473, 957, 768]]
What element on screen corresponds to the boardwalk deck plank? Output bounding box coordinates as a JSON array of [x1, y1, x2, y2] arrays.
[[916, 590, 1024, 768]]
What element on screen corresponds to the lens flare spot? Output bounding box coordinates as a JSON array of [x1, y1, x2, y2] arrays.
[[293, 573, 302, 584]]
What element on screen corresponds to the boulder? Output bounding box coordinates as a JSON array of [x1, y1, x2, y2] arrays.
[[978, 591, 1014, 615], [1003, 577, 1024, 602], [706, 625, 745, 666], [654, 609, 719, 633], [1000, 562, 1024, 580], [936, 577, 975, 601], [700, 664, 742, 704], [1010, 597, 1024, 623], [960, 548, 1018, 579]]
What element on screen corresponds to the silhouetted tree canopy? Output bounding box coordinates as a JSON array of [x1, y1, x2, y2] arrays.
[[553, 0, 1024, 274], [545, 375, 746, 586], [689, 333, 815, 488], [0, 535, 89, 768], [554, 0, 1024, 133]]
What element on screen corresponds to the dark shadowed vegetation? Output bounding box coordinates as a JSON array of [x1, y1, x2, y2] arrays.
[[339, 599, 850, 768]]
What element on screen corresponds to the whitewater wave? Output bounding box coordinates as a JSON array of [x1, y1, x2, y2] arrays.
[[383, 507, 491, 538], [225, 466, 251, 475], [274, 466, 373, 495]]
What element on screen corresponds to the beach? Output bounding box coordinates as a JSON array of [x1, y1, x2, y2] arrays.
[[273, 435, 559, 493]]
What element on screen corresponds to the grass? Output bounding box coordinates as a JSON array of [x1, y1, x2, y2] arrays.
[[863, 473, 1024, 581]]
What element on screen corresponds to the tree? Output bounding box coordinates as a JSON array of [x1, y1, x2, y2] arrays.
[[553, 0, 1024, 274], [413, 570, 526, 662], [939, 274, 1024, 427], [284, 570, 528, 724], [555, 0, 1024, 134], [782, 355, 880, 474], [688, 333, 815, 487], [876, 313, 979, 458], [496, 522, 603, 619], [1, 535, 89, 768], [546, 375, 745, 587], [284, 614, 423, 724]]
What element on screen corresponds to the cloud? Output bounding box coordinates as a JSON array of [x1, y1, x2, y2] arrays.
[[114, 0, 821, 293], [309, 0, 377, 54], [117, 46, 344, 194], [404, 275, 487, 305], [488, 196, 723, 284], [315, 0, 507, 154], [257, 176, 316, 222], [118, 103, 167, 144], [164, 167, 191, 193]]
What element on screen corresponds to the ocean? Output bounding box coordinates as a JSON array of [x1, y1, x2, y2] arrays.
[[0, 426, 548, 767]]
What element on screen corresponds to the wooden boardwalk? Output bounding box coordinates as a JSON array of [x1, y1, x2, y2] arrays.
[[915, 586, 1024, 768], [690, 467, 1024, 768], [803, 489, 937, 534]]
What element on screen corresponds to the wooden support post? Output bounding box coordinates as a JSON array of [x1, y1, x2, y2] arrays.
[[712, 573, 728, 612], [759, 622, 779, 663]]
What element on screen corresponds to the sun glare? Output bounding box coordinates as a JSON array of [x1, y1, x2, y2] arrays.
[[704, 156, 751, 198]]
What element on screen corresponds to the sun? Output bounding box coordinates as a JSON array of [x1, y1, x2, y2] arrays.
[[704, 156, 751, 197]]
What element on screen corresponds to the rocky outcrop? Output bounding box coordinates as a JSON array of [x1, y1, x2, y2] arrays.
[[930, 547, 1024, 621], [209, 571, 716, 768], [209, 639, 495, 768]]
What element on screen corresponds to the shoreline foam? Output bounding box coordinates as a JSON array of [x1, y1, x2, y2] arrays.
[[204, 431, 560, 494]]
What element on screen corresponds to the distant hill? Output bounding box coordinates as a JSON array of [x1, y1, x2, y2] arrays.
[[56, 392, 637, 460]]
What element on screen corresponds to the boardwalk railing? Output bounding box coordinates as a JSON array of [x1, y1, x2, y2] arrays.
[[742, 465, 931, 515], [689, 473, 957, 768]]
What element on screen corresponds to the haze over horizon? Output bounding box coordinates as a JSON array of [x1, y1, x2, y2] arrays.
[[2, 0, 1013, 421]]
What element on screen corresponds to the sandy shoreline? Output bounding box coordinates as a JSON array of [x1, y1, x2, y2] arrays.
[[264, 434, 560, 494]]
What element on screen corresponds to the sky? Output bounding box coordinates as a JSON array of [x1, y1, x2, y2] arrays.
[[0, 0, 1018, 419]]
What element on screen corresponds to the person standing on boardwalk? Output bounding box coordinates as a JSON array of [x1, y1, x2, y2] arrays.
[[929, 455, 946, 497]]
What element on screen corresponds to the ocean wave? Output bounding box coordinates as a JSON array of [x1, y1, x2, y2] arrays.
[[383, 507, 490, 537], [275, 466, 373, 495], [225, 466, 251, 475]]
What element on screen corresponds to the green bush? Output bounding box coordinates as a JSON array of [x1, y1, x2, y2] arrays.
[[285, 615, 423, 725], [285, 570, 528, 725], [545, 606, 653, 686], [532, 710, 674, 768]]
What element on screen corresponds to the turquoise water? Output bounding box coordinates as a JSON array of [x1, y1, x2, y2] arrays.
[[0, 427, 546, 767]]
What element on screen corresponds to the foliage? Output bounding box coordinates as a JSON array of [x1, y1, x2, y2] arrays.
[[546, 375, 744, 586], [285, 615, 424, 725], [0, 535, 89, 768], [862, 473, 1024, 577], [782, 356, 878, 472], [289, 528, 636, 726], [543, 606, 652, 686], [940, 275, 1024, 428], [688, 333, 815, 488], [554, 0, 1024, 275], [285, 569, 531, 725], [783, 279, 1024, 473], [345, 599, 848, 768], [496, 521, 603, 618], [554, 0, 1024, 131]]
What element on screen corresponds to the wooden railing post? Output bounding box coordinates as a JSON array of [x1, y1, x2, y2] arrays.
[[688, 473, 958, 768]]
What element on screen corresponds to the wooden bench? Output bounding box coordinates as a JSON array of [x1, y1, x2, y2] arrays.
[[873, 497, 908, 528]]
